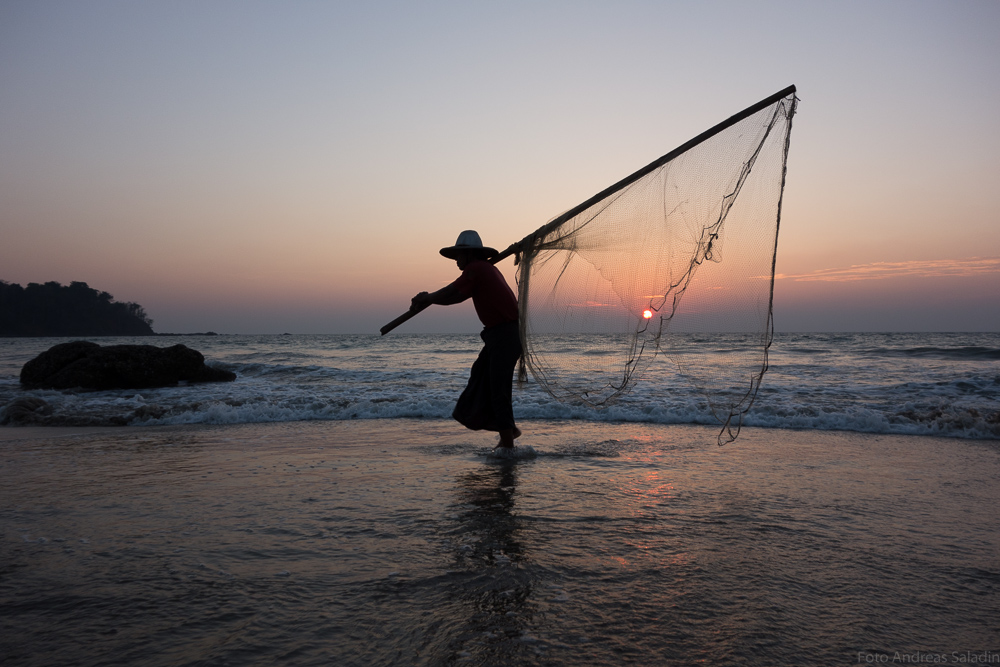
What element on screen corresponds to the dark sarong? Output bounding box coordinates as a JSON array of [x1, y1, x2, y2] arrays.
[[452, 321, 521, 432]]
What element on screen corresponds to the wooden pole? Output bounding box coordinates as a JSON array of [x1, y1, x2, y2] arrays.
[[379, 303, 429, 336]]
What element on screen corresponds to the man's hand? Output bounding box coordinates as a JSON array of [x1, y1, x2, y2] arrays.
[[411, 291, 432, 310], [411, 283, 466, 310]]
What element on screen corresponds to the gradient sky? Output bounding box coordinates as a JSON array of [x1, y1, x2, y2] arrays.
[[2, 0, 998, 333]]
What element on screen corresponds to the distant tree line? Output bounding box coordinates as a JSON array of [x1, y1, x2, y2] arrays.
[[0, 281, 155, 336]]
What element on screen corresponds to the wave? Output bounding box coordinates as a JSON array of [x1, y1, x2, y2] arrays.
[[6, 383, 998, 441], [2, 332, 998, 442], [114, 399, 1000, 440], [866, 346, 1000, 360], [742, 402, 1000, 440], [780, 347, 834, 355]]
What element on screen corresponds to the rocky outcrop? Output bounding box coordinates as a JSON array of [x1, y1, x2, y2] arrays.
[[20, 341, 236, 390]]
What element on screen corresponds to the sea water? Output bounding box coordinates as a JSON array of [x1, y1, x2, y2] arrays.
[[1, 333, 999, 665], [1, 332, 998, 439]]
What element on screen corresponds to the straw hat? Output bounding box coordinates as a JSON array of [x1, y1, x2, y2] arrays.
[[439, 230, 497, 260]]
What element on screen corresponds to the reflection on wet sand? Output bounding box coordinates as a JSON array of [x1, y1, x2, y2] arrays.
[[446, 460, 545, 660]]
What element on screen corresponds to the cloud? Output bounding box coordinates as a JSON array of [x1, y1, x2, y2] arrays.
[[568, 300, 617, 308], [775, 257, 1000, 282]]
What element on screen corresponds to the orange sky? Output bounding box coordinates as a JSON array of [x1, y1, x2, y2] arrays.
[[2, 1, 998, 332]]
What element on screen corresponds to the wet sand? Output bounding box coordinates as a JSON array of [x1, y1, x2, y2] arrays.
[[0, 425, 160, 442], [1, 420, 998, 666]]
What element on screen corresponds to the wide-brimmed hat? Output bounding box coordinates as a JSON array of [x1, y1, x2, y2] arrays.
[[439, 230, 497, 260]]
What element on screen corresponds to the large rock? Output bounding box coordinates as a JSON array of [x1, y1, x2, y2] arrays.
[[20, 341, 236, 390]]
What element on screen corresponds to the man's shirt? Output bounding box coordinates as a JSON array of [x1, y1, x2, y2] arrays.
[[453, 259, 518, 328]]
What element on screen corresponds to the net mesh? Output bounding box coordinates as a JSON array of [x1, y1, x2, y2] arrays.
[[513, 89, 797, 443]]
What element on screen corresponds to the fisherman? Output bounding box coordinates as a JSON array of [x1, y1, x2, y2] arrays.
[[410, 230, 522, 449]]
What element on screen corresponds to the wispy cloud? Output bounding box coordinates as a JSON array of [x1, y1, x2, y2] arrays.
[[775, 257, 1000, 282], [568, 300, 617, 308]]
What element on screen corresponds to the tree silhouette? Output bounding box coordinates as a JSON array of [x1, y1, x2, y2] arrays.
[[0, 280, 155, 336]]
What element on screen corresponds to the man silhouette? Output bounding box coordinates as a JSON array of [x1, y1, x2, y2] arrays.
[[411, 230, 522, 449]]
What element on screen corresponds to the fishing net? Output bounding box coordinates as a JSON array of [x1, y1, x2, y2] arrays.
[[510, 87, 797, 443]]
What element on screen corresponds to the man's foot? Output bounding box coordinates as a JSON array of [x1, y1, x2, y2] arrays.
[[495, 427, 521, 449]]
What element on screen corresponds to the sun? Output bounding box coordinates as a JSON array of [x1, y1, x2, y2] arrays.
[[642, 309, 653, 319]]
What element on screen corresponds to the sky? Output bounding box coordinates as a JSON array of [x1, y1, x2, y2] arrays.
[[2, 0, 998, 333]]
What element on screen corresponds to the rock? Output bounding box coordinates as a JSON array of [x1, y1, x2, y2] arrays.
[[20, 341, 236, 390], [0, 397, 54, 425]]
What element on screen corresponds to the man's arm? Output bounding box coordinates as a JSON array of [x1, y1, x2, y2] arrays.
[[411, 281, 467, 310]]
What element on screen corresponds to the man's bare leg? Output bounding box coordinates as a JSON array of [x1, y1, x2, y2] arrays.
[[496, 427, 522, 449]]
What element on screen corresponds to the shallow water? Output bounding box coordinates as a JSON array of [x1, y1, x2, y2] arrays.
[[1, 420, 998, 666]]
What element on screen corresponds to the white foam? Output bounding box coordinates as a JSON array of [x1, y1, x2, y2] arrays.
[[3, 332, 996, 440], [487, 445, 537, 460]]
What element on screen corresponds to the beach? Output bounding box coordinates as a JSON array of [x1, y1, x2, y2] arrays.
[[6, 2, 1000, 664], [2, 419, 998, 666]]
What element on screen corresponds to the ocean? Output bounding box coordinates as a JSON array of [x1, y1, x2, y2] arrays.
[[2, 332, 998, 439], [1, 333, 998, 665]]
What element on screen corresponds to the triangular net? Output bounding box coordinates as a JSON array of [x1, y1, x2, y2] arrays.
[[512, 88, 797, 443]]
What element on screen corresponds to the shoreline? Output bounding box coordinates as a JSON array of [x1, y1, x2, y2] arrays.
[[2, 418, 998, 448], [0, 423, 195, 442], [3, 332, 998, 441]]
